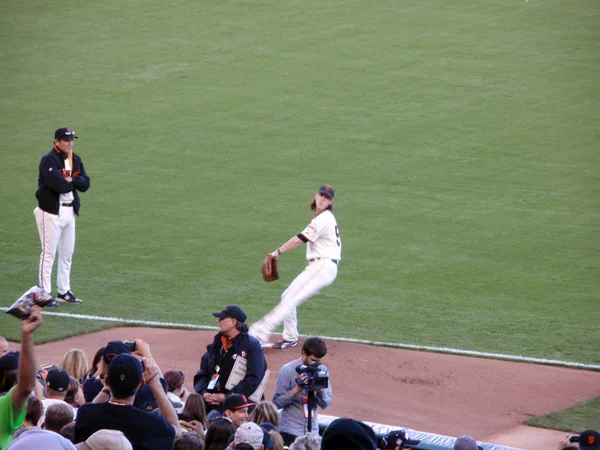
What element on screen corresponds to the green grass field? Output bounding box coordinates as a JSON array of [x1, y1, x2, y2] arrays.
[[2, 0, 599, 373]]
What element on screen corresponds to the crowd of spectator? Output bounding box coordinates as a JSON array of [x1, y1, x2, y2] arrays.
[[1, 305, 598, 450]]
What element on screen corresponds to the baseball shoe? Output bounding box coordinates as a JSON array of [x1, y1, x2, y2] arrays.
[[272, 339, 297, 349], [56, 290, 82, 304]]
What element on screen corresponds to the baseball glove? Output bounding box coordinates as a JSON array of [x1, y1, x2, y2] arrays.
[[262, 254, 279, 282]]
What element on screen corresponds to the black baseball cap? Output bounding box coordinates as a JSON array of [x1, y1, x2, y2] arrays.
[[54, 127, 78, 141], [580, 430, 600, 449], [318, 184, 334, 199], [46, 368, 71, 392], [382, 430, 421, 449], [103, 341, 131, 364], [213, 305, 247, 322]]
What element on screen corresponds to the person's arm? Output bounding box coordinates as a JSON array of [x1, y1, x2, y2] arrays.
[[315, 367, 332, 409], [12, 306, 43, 413], [272, 363, 301, 409], [39, 154, 73, 193], [133, 339, 162, 378], [142, 357, 182, 437], [72, 156, 90, 192], [270, 236, 304, 259]]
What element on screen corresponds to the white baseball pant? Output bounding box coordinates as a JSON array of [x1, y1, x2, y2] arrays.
[[34, 206, 76, 295], [254, 259, 338, 342]]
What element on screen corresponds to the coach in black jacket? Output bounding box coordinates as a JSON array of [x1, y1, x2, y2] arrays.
[[193, 305, 268, 413], [34, 127, 90, 303]]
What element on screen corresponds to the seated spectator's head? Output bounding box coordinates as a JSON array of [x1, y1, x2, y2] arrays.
[[102, 341, 130, 365], [6, 428, 76, 449], [174, 432, 205, 450], [77, 429, 133, 450], [105, 354, 142, 400], [453, 435, 483, 450], [64, 377, 84, 408], [164, 369, 185, 393], [320, 418, 377, 450], [60, 422, 76, 443], [381, 430, 421, 450], [234, 422, 264, 450], [579, 430, 600, 449], [0, 351, 19, 392], [87, 346, 105, 379], [46, 368, 71, 398], [181, 393, 208, 427], [268, 430, 284, 450], [25, 396, 44, 427], [248, 401, 279, 429], [59, 349, 88, 383], [222, 394, 255, 428], [204, 417, 236, 450], [289, 432, 321, 450], [0, 336, 8, 356], [43, 402, 74, 433]]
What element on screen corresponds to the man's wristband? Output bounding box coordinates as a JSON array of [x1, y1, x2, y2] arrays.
[[147, 372, 160, 384], [101, 388, 111, 398]]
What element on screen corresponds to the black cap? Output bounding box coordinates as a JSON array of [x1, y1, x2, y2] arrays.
[[382, 430, 421, 449], [213, 305, 247, 322], [318, 184, 334, 199], [46, 368, 71, 392], [580, 430, 600, 449], [54, 127, 78, 141]]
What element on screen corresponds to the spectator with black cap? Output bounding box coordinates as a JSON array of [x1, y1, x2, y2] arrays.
[[34, 126, 90, 303], [193, 306, 268, 413], [74, 352, 181, 449], [381, 429, 421, 450], [319, 417, 377, 450], [222, 394, 254, 428], [575, 429, 600, 450]]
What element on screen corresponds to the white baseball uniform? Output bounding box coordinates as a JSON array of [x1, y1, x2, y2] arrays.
[[252, 210, 341, 342]]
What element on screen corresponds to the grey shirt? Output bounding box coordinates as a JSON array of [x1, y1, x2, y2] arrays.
[[272, 357, 332, 437]]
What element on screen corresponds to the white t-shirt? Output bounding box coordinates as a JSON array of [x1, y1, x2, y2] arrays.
[[300, 210, 342, 261], [38, 398, 76, 426], [59, 158, 74, 204]]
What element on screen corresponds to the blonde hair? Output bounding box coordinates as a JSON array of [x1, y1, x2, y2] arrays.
[[247, 400, 280, 429], [59, 349, 89, 383], [270, 430, 284, 450]]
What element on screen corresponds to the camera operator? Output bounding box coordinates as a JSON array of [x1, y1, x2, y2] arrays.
[[272, 337, 332, 446]]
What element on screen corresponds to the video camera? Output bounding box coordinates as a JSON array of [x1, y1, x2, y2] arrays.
[[295, 361, 329, 390]]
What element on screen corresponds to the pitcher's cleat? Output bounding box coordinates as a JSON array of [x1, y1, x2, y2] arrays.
[[56, 290, 82, 304]]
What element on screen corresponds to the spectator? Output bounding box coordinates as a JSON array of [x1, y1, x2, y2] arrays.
[[222, 394, 254, 428], [381, 430, 421, 450], [0, 353, 19, 396], [23, 396, 43, 428], [64, 377, 84, 412], [174, 432, 205, 450], [248, 401, 279, 430], [0, 306, 43, 448], [204, 417, 236, 450], [43, 403, 74, 434], [164, 370, 189, 413], [39, 368, 74, 426], [578, 429, 600, 449], [82, 341, 130, 403], [453, 435, 483, 450], [179, 393, 209, 436], [84, 347, 104, 382], [289, 433, 321, 450], [76, 429, 133, 450], [74, 349, 181, 449], [319, 417, 376, 450], [0, 337, 8, 357], [59, 350, 88, 384], [193, 306, 268, 413], [5, 428, 76, 449], [272, 337, 331, 446], [231, 422, 264, 450], [267, 430, 284, 450], [59, 422, 75, 443]]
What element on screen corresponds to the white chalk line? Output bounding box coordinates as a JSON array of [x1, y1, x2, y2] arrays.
[[2, 308, 599, 370]]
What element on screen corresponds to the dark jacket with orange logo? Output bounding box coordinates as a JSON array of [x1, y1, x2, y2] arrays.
[[36, 147, 90, 215]]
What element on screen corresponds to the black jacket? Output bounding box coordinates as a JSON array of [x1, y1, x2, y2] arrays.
[[36, 147, 90, 215], [193, 332, 267, 401]]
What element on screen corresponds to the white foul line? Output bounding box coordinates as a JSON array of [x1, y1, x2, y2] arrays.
[[2, 308, 599, 371]]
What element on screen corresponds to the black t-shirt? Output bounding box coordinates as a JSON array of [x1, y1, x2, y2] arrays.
[[74, 402, 175, 450]]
